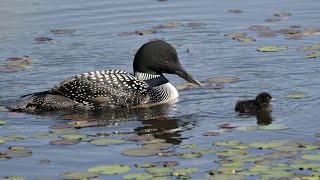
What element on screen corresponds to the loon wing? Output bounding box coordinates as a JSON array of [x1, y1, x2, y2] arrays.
[[46, 70, 153, 107]]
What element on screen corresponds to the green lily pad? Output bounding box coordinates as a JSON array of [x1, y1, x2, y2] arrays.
[[0, 120, 8, 125], [0, 139, 6, 144], [179, 152, 202, 159], [192, 148, 217, 154], [179, 144, 197, 149], [8, 146, 26, 151], [143, 139, 166, 144], [187, 22, 206, 27], [261, 170, 295, 178], [249, 165, 270, 172], [60, 134, 87, 140], [135, 161, 178, 168], [217, 167, 244, 174], [1, 149, 32, 158], [150, 177, 171, 180], [274, 12, 292, 17], [227, 155, 263, 162], [287, 93, 308, 99], [142, 143, 173, 150], [172, 168, 198, 177], [233, 36, 256, 42], [122, 148, 160, 157], [50, 139, 80, 145], [0, 106, 9, 112], [224, 32, 246, 38], [257, 45, 288, 52], [59, 171, 99, 180], [90, 138, 125, 146], [259, 124, 289, 130], [305, 51, 320, 58], [31, 132, 55, 138], [0, 176, 26, 180], [249, 141, 283, 149], [215, 149, 247, 157], [213, 140, 241, 147], [302, 155, 320, 161], [50, 128, 77, 134], [88, 164, 131, 175], [123, 173, 153, 180], [238, 171, 260, 176], [290, 163, 320, 170], [2, 135, 31, 141], [153, 22, 183, 29]]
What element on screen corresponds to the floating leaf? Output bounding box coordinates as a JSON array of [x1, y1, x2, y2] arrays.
[[261, 170, 295, 178], [179, 152, 202, 159], [256, 45, 288, 52], [265, 17, 282, 22], [142, 143, 173, 150], [172, 168, 198, 177], [59, 134, 87, 140], [224, 32, 246, 38], [302, 155, 320, 161], [278, 29, 301, 34], [218, 123, 239, 129], [0, 176, 26, 180], [192, 148, 217, 154], [274, 12, 292, 17], [118, 32, 135, 36], [227, 10, 242, 14], [207, 76, 239, 83], [258, 31, 277, 37], [50, 128, 77, 134], [233, 36, 256, 42], [249, 26, 270, 31], [145, 167, 172, 176], [122, 148, 160, 157], [305, 51, 320, 58], [187, 22, 206, 27], [179, 144, 197, 149], [215, 149, 247, 157], [90, 138, 125, 146], [50, 123, 73, 129], [249, 141, 283, 149], [1, 149, 32, 158], [49, 139, 80, 145], [50, 29, 75, 34], [158, 151, 180, 157], [214, 140, 241, 147], [259, 124, 288, 130], [206, 83, 225, 89], [134, 29, 156, 35], [125, 135, 155, 142], [31, 132, 55, 138], [297, 44, 320, 51], [34, 37, 52, 41], [287, 93, 308, 99], [59, 171, 99, 180], [2, 135, 31, 141], [0, 139, 6, 144], [143, 139, 166, 144], [153, 22, 183, 29], [123, 173, 153, 180], [67, 121, 98, 128], [135, 161, 178, 168], [303, 28, 320, 36], [40, 159, 50, 164], [88, 164, 131, 175], [0, 120, 8, 125], [202, 131, 220, 136], [236, 125, 258, 131]]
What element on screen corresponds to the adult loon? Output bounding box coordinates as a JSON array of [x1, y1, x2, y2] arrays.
[[9, 40, 202, 111], [235, 92, 273, 113]]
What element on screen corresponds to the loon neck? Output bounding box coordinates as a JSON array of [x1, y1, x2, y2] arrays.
[[134, 71, 169, 87]]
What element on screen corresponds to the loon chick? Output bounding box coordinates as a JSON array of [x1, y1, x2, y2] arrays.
[[235, 92, 272, 113], [10, 40, 202, 111]]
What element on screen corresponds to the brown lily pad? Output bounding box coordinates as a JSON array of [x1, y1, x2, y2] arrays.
[[218, 123, 239, 129], [206, 84, 225, 89], [187, 22, 207, 27], [50, 29, 75, 34], [118, 32, 135, 36], [249, 26, 270, 31], [50, 123, 73, 129], [274, 12, 292, 17], [49, 139, 80, 145], [233, 36, 256, 42], [227, 10, 243, 14], [265, 18, 282, 22], [202, 131, 220, 136], [122, 148, 160, 157], [207, 76, 239, 83], [34, 37, 52, 41], [134, 29, 156, 35], [258, 31, 277, 37]]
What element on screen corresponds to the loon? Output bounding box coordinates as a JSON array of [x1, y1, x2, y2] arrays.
[[9, 40, 202, 111], [235, 92, 273, 113]]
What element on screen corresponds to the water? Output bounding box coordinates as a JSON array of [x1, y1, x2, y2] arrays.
[[1, 0, 320, 179]]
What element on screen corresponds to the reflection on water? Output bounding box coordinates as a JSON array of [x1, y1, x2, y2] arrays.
[[255, 111, 273, 125]]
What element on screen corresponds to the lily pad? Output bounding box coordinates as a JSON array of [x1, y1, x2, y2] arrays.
[[257, 45, 288, 52], [287, 93, 308, 99], [145, 167, 173, 176], [134, 29, 156, 35], [123, 173, 153, 180], [227, 10, 243, 14], [207, 76, 239, 83], [67, 121, 98, 128], [179, 144, 197, 149], [218, 123, 239, 129], [265, 17, 282, 22], [233, 36, 256, 42], [60, 134, 87, 140], [50, 29, 76, 34], [50, 139, 80, 145], [258, 31, 277, 37], [31, 132, 55, 138], [142, 143, 173, 150], [302, 155, 320, 161], [2, 135, 31, 141], [0, 177, 26, 180], [249, 141, 283, 149], [202, 131, 220, 136], [122, 148, 160, 157], [249, 26, 270, 31], [172, 168, 198, 177], [259, 124, 288, 130], [305, 51, 320, 58], [1, 149, 32, 158], [118, 32, 135, 36], [187, 22, 206, 27], [297, 44, 320, 51], [224, 32, 246, 38], [214, 140, 241, 147], [34, 37, 52, 41], [88, 164, 131, 175], [236, 125, 258, 131], [50, 128, 77, 134], [59, 171, 99, 180], [0, 139, 6, 144], [153, 22, 183, 29], [143, 139, 166, 144], [215, 149, 247, 157], [179, 152, 202, 159], [50, 123, 73, 129], [0, 120, 8, 125], [89, 138, 125, 146], [274, 12, 292, 17]]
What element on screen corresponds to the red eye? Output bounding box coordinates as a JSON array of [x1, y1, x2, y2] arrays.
[[163, 58, 169, 64]]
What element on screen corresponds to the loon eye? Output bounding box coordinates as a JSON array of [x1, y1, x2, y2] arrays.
[[162, 58, 169, 64]]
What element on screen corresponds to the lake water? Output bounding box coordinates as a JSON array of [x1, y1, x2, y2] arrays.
[[1, 0, 320, 179]]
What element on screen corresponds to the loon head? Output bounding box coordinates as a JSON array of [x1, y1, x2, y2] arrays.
[[133, 40, 202, 86]]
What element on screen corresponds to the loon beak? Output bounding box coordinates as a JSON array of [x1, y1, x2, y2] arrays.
[[174, 66, 202, 86]]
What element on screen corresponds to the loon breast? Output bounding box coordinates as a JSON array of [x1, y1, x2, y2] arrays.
[[49, 70, 153, 108]]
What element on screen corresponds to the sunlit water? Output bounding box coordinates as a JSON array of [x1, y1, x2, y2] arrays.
[[1, 0, 320, 179]]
